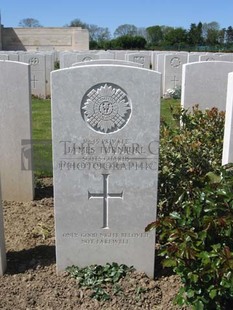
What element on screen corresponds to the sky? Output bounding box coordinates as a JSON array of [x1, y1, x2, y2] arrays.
[[1, 0, 233, 36]]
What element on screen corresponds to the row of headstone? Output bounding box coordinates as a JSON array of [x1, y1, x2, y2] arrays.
[[0, 51, 56, 98], [59, 51, 151, 69], [1, 50, 233, 99], [153, 52, 233, 96], [1, 57, 233, 278], [59, 50, 233, 97], [0, 59, 160, 277]]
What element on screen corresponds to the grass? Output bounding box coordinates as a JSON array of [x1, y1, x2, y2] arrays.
[[31, 97, 181, 177], [160, 98, 180, 128], [32, 97, 52, 140], [32, 98, 52, 177]]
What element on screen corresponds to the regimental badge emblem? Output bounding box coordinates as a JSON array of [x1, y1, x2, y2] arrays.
[[170, 57, 181, 68], [81, 83, 132, 134]]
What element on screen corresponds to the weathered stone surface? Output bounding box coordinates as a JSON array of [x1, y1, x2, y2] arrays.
[[163, 54, 188, 94], [52, 64, 161, 277], [72, 59, 143, 67], [222, 72, 233, 165], [1, 27, 89, 51], [0, 181, 6, 276], [0, 60, 34, 201], [181, 61, 233, 111]]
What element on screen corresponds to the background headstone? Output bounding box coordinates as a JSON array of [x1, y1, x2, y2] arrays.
[[188, 53, 201, 63], [222, 72, 233, 165], [60, 52, 99, 69], [52, 64, 161, 277], [72, 59, 143, 67], [0, 54, 8, 60], [0, 180, 6, 276], [97, 51, 115, 60], [199, 54, 217, 61], [126, 52, 151, 69], [0, 61, 34, 201], [45, 52, 56, 97], [181, 61, 233, 111], [20, 53, 47, 99], [163, 54, 188, 95]]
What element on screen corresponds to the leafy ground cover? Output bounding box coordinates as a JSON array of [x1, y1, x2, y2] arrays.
[[147, 105, 233, 309]]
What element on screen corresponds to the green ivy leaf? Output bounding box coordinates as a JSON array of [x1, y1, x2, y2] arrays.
[[170, 211, 181, 219], [162, 259, 177, 268], [209, 289, 217, 299]]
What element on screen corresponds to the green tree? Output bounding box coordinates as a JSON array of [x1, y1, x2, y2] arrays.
[[163, 27, 188, 47], [187, 22, 203, 45], [66, 18, 87, 28], [113, 24, 137, 37], [226, 26, 233, 45], [202, 21, 220, 45], [136, 27, 147, 39], [218, 28, 226, 45], [18, 18, 42, 27], [160, 25, 175, 37], [88, 25, 111, 42], [146, 25, 163, 46], [111, 35, 146, 49]]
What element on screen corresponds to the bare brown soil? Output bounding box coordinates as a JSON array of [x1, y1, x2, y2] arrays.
[[0, 178, 190, 310]]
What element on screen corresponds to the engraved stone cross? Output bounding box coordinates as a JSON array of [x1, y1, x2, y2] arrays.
[[31, 75, 38, 89], [171, 75, 179, 88], [88, 174, 123, 229]]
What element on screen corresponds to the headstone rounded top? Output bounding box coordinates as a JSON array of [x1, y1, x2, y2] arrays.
[[81, 82, 132, 134]]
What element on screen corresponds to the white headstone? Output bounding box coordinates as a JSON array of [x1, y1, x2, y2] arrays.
[[151, 52, 161, 71], [0, 54, 8, 60], [163, 54, 188, 95], [8, 52, 19, 62], [60, 52, 99, 68], [72, 59, 143, 67], [188, 54, 200, 63], [181, 61, 233, 111], [219, 54, 233, 62], [222, 72, 233, 165], [20, 53, 47, 98], [156, 53, 167, 73], [52, 64, 161, 277], [125, 53, 151, 69], [114, 51, 128, 61], [0, 181, 6, 276], [45, 52, 56, 97], [97, 51, 115, 60], [0, 61, 34, 201], [199, 54, 218, 61]]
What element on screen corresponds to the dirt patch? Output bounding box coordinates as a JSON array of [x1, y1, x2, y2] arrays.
[[0, 178, 190, 309]]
